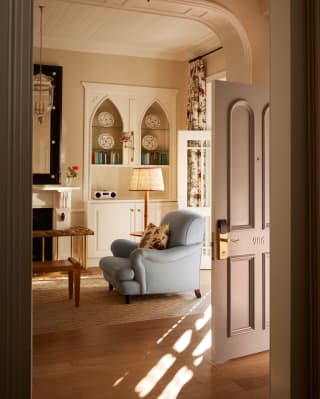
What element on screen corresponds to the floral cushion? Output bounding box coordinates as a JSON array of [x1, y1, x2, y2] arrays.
[[139, 223, 169, 250]]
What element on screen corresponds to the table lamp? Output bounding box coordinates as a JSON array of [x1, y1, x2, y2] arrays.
[[129, 167, 164, 229]]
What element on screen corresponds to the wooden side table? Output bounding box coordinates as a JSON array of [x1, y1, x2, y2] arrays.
[[33, 226, 94, 268], [129, 231, 144, 237], [32, 226, 94, 307]]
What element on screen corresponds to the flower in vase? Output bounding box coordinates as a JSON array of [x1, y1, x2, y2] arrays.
[[66, 165, 79, 178]]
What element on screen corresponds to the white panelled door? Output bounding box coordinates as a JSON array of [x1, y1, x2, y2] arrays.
[[212, 80, 270, 363]]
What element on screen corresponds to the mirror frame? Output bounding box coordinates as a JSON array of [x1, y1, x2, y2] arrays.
[[33, 64, 62, 184]]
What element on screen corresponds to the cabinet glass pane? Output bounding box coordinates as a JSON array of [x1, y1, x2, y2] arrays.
[[91, 99, 124, 165], [141, 102, 169, 165], [187, 140, 210, 207]]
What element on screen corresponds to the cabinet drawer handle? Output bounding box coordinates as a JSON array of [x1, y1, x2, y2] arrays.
[[130, 208, 134, 212], [137, 209, 141, 212]]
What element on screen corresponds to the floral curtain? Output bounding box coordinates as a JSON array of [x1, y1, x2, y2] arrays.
[[187, 59, 206, 130], [187, 140, 209, 207], [186, 59, 207, 207]]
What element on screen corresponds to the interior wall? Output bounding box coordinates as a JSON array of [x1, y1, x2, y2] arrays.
[[33, 48, 188, 219], [205, 49, 226, 77], [206, 0, 269, 85]]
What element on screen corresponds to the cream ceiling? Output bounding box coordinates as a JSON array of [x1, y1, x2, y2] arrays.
[[33, 0, 221, 61]]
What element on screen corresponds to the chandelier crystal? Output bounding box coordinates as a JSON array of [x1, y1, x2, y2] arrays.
[[33, 6, 54, 124]]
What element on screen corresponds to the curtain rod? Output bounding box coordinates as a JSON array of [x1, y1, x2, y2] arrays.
[[188, 46, 223, 63]]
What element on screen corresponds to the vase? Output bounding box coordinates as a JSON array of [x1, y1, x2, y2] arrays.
[[65, 176, 73, 186]]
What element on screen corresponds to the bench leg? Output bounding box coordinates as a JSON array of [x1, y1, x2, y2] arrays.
[[68, 271, 73, 299], [125, 295, 130, 304], [74, 268, 81, 307], [194, 289, 201, 298], [109, 283, 113, 291]]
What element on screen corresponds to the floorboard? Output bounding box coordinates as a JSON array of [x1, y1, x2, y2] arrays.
[[33, 313, 269, 399]]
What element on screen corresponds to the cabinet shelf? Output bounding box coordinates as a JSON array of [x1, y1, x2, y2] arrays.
[[91, 163, 169, 168], [141, 128, 169, 132], [92, 125, 123, 129]]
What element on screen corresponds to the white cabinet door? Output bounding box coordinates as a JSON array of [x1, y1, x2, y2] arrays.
[[87, 203, 133, 261], [132, 203, 144, 232]]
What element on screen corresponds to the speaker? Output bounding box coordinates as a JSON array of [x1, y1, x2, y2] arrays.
[[93, 191, 117, 200]]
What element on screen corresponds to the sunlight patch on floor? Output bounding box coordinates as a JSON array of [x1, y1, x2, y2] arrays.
[[172, 329, 192, 353], [156, 291, 210, 345], [193, 356, 203, 367], [192, 330, 212, 357], [157, 366, 194, 399], [135, 354, 176, 398], [195, 304, 211, 330], [113, 371, 129, 387]]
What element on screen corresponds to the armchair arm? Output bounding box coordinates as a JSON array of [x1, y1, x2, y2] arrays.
[[130, 244, 201, 293], [111, 239, 138, 258]]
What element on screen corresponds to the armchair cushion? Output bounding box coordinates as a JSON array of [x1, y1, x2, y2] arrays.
[[139, 223, 169, 250]]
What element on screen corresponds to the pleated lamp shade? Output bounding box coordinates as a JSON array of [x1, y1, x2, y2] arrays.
[[129, 167, 164, 192]]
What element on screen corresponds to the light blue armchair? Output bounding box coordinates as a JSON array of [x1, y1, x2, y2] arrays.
[[99, 209, 205, 304]]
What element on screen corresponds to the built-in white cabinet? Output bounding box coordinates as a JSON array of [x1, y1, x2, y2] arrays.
[[82, 83, 178, 265], [82, 82, 178, 202], [86, 201, 176, 265]]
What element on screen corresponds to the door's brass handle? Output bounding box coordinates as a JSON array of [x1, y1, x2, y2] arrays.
[[220, 237, 239, 243]]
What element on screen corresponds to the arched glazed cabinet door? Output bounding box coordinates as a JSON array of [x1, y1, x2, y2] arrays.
[[91, 99, 124, 166], [141, 102, 169, 166]]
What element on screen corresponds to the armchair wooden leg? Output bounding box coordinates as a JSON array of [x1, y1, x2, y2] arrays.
[[194, 289, 201, 298], [109, 283, 113, 291], [125, 295, 130, 304], [68, 271, 73, 299]]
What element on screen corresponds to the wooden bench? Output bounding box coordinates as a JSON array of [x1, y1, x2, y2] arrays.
[[33, 257, 82, 307], [32, 226, 94, 307]]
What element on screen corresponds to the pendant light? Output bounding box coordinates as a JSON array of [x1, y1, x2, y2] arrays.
[[33, 5, 54, 124]]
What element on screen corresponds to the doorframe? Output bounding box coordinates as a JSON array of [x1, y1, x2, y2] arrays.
[[0, 0, 33, 397], [2, 0, 320, 398], [270, 0, 320, 397]]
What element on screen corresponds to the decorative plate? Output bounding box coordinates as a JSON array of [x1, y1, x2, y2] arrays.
[[97, 111, 114, 127], [142, 134, 158, 151], [144, 113, 160, 129], [97, 133, 115, 149]]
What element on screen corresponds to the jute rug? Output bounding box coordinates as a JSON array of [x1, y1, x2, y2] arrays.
[[33, 270, 211, 335]]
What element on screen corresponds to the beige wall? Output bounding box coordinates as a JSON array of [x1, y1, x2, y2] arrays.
[[34, 48, 188, 215], [205, 49, 227, 78], [206, 0, 269, 85], [33, 0, 269, 218]]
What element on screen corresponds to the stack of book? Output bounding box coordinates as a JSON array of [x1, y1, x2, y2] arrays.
[[92, 150, 121, 164], [141, 151, 168, 165]]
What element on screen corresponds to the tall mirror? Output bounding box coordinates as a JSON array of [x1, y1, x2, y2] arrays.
[[33, 64, 62, 184]]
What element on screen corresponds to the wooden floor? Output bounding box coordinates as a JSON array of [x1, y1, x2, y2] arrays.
[[33, 311, 269, 399]]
